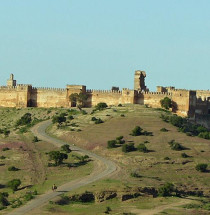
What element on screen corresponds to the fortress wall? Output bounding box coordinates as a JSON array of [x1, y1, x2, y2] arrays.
[[0, 87, 18, 107], [171, 90, 192, 117], [0, 86, 29, 108], [86, 90, 123, 107], [196, 90, 210, 99], [136, 92, 172, 107], [30, 88, 67, 108]]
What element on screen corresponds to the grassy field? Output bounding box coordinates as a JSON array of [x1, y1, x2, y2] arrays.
[[0, 107, 93, 214], [0, 105, 209, 214], [45, 104, 210, 214]]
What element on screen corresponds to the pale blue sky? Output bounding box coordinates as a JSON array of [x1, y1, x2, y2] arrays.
[[0, 0, 210, 91]]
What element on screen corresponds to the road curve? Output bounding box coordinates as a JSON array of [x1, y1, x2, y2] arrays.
[[8, 120, 117, 215]]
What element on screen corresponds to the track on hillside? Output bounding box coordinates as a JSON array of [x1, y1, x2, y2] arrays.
[[8, 120, 117, 215]]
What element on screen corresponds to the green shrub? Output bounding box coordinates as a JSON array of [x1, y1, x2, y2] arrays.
[[67, 115, 74, 120], [107, 140, 117, 148], [160, 128, 168, 132], [0, 156, 6, 159], [116, 136, 125, 144], [181, 153, 189, 158], [2, 147, 9, 151], [95, 118, 103, 124], [16, 113, 32, 126], [137, 144, 148, 153], [130, 171, 141, 178], [130, 126, 143, 136], [0, 192, 9, 207], [195, 163, 208, 172], [8, 179, 21, 192], [120, 114, 125, 117], [91, 117, 97, 121], [32, 136, 39, 142], [164, 157, 170, 160], [52, 114, 66, 124], [105, 206, 112, 214], [158, 182, 174, 197], [24, 193, 34, 201], [95, 102, 108, 111], [198, 132, 210, 139], [169, 115, 184, 128], [8, 166, 19, 171], [168, 140, 185, 151], [118, 104, 122, 107], [122, 143, 135, 153], [61, 144, 71, 153]]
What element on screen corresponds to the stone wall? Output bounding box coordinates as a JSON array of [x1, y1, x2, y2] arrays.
[[29, 87, 67, 108]]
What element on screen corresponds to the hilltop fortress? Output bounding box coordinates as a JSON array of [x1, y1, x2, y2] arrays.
[[0, 71, 210, 120]]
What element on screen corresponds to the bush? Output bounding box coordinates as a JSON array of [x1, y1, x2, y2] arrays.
[[24, 193, 34, 201], [0, 156, 6, 159], [169, 115, 184, 128], [16, 113, 32, 126], [8, 166, 19, 171], [164, 157, 170, 160], [120, 114, 125, 117], [160, 97, 172, 110], [91, 117, 97, 121], [195, 163, 208, 172], [95, 118, 104, 124], [61, 144, 71, 153], [2, 147, 9, 151], [95, 102, 108, 111], [137, 144, 148, 153], [107, 140, 117, 148], [160, 128, 168, 132], [122, 143, 135, 153], [67, 115, 74, 120], [32, 136, 39, 142], [198, 132, 210, 139], [0, 192, 9, 207], [116, 136, 125, 144], [8, 179, 21, 192], [130, 171, 141, 178], [168, 140, 185, 151], [181, 153, 189, 158], [52, 114, 66, 124], [130, 126, 143, 136], [158, 183, 174, 197]]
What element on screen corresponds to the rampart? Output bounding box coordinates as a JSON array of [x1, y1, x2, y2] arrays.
[[0, 73, 209, 119]]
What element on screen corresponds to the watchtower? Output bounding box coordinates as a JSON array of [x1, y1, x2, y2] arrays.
[[7, 74, 17, 87], [134, 70, 147, 91]]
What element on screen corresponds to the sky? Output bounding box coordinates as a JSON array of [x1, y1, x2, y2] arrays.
[[0, 0, 210, 91]]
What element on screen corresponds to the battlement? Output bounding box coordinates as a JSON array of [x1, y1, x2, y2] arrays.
[[142, 91, 172, 96], [32, 87, 66, 91], [86, 89, 122, 94]]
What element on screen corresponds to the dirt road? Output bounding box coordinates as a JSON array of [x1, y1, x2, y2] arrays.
[[8, 120, 117, 215]]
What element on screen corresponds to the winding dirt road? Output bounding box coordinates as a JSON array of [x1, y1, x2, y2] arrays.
[[8, 120, 117, 215]]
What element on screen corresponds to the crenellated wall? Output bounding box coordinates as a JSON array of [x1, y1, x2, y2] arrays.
[[29, 87, 67, 108]]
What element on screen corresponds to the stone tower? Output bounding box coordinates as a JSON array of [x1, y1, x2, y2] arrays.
[[134, 70, 147, 91], [7, 74, 16, 87]]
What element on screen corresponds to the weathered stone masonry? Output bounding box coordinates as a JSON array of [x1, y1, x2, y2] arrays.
[[0, 71, 209, 118]]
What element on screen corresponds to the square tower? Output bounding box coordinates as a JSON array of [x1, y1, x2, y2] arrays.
[[134, 70, 147, 91], [7, 74, 16, 87]]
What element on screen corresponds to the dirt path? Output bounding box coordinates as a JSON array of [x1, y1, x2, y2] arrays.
[[8, 120, 118, 215], [130, 198, 193, 215]]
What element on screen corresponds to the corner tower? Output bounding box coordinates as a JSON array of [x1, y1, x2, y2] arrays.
[[134, 70, 147, 91]]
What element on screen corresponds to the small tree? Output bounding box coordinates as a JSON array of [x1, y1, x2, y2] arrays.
[[52, 115, 66, 124], [8, 179, 21, 192], [130, 126, 143, 136], [122, 143, 135, 153], [61, 144, 71, 153], [95, 102, 108, 111], [158, 182, 174, 197], [16, 113, 32, 126], [0, 192, 9, 206], [195, 163, 208, 172], [49, 151, 68, 166], [137, 144, 148, 153], [160, 97, 172, 110], [107, 140, 117, 148], [116, 136, 125, 144]]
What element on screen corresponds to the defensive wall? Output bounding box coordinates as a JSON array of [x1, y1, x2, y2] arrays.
[[0, 72, 209, 119]]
